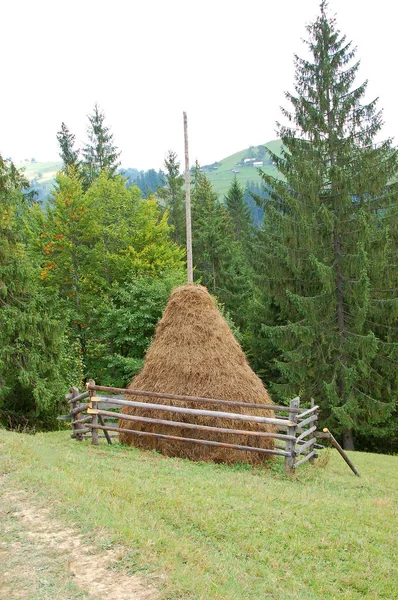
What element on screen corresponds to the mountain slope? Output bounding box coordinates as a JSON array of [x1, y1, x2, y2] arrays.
[[15, 139, 283, 203], [203, 139, 282, 197], [17, 160, 62, 183]]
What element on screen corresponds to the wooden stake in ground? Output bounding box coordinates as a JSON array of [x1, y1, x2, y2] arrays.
[[323, 428, 360, 477], [284, 397, 300, 474], [184, 111, 193, 283]]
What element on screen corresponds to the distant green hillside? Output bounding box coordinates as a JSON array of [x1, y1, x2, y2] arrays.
[[17, 160, 62, 183], [14, 139, 283, 202], [203, 139, 282, 197], [16, 160, 62, 202]]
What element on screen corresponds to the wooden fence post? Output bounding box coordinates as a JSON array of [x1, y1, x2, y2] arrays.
[[88, 379, 99, 446], [98, 414, 112, 445], [284, 397, 300, 475], [309, 398, 317, 464], [71, 386, 83, 441]]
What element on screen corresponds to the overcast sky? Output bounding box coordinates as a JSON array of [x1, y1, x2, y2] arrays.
[[2, 0, 397, 170]]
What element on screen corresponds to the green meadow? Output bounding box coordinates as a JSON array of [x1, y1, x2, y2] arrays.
[[1, 429, 396, 599]]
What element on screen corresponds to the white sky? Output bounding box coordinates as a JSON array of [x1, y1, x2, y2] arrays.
[[2, 0, 397, 170]]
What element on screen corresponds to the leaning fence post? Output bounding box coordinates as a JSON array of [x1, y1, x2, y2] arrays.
[[88, 379, 99, 446], [323, 428, 361, 477], [284, 397, 300, 475]]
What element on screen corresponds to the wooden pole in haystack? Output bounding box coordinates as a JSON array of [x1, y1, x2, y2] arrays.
[[184, 111, 193, 283]]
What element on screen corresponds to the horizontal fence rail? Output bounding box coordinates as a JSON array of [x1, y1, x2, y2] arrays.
[[60, 382, 325, 474], [88, 396, 296, 429], [87, 383, 306, 414], [88, 408, 297, 441], [89, 423, 290, 457]]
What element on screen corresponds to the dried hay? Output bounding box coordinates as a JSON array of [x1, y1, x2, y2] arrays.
[[119, 284, 275, 464]]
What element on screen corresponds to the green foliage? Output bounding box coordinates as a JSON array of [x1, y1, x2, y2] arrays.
[[29, 168, 92, 355], [31, 169, 185, 385], [225, 175, 253, 246], [132, 168, 164, 198], [56, 122, 80, 171], [85, 271, 185, 386], [249, 2, 398, 450], [0, 156, 79, 429], [85, 172, 185, 282], [192, 165, 254, 330], [191, 164, 236, 296], [157, 150, 186, 245], [81, 104, 121, 187]]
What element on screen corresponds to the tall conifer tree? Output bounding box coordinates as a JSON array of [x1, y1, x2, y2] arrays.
[[157, 151, 186, 245], [191, 165, 232, 295], [56, 122, 80, 171], [0, 156, 72, 428], [252, 1, 398, 449], [82, 104, 120, 187], [225, 176, 253, 246], [191, 165, 252, 329]]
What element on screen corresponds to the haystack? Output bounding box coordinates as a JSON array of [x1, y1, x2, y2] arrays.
[[119, 284, 275, 464]]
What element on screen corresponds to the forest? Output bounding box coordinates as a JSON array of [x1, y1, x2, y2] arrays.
[[1, 4, 397, 453]]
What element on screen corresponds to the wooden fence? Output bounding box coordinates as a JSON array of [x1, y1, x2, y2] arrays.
[[60, 380, 330, 475]]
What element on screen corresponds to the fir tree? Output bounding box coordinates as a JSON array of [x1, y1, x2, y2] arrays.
[[251, 1, 398, 449], [157, 150, 186, 245], [225, 176, 253, 245], [82, 104, 120, 186], [191, 165, 252, 329], [56, 122, 80, 171], [191, 164, 232, 295], [0, 156, 75, 429]]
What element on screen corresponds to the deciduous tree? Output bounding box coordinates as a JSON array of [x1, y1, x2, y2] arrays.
[[33, 169, 185, 384]]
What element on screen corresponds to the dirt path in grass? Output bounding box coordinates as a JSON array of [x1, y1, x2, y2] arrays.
[[0, 484, 159, 600]]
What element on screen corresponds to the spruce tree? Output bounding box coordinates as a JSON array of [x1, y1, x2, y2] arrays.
[[252, 1, 398, 449], [191, 164, 233, 295], [191, 165, 252, 329], [82, 104, 120, 186], [225, 176, 253, 246], [0, 156, 74, 429], [56, 122, 80, 171], [157, 150, 186, 245]]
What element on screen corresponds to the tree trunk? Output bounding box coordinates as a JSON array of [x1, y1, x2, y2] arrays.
[[327, 91, 348, 434], [343, 428, 355, 451]]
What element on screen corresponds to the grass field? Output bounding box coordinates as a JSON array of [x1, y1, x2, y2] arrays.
[[1, 429, 397, 599]]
